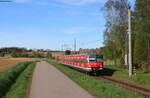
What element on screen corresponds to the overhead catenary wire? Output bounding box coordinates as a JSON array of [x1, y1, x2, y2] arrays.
[[61, 39, 102, 51]]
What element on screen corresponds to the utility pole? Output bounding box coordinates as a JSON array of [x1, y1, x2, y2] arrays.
[[128, 6, 132, 76], [74, 39, 76, 54], [61, 44, 63, 51]]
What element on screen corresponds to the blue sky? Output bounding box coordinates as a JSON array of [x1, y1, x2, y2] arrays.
[[0, 0, 107, 50]]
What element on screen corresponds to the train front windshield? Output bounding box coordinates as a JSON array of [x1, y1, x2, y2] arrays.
[[88, 55, 103, 62]]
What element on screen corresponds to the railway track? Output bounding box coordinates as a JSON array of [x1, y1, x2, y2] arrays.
[[95, 76, 150, 97], [61, 64, 150, 97]]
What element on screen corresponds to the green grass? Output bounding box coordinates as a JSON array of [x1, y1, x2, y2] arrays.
[[5, 62, 36, 98], [0, 62, 32, 98], [104, 65, 150, 88], [47, 59, 143, 98]]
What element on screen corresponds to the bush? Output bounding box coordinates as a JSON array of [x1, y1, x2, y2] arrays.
[[141, 62, 150, 73], [12, 53, 29, 58]]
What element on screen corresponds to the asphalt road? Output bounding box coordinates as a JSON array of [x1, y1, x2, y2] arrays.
[[28, 61, 94, 98]]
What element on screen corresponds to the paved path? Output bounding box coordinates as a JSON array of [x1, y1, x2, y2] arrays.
[[29, 61, 94, 98]]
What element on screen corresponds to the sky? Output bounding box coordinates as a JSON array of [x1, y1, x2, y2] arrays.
[[0, 0, 108, 50]]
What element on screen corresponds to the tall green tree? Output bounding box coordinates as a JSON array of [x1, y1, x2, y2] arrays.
[[103, 0, 129, 65], [133, 0, 150, 71]]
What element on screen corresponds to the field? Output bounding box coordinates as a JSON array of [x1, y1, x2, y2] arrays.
[[0, 57, 40, 72]]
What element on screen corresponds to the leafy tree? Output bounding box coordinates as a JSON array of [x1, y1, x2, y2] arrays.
[[65, 50, 71, 55], [103, 0, 129, 65], [102, 0, 150, 72], [133, 0, 150, 71]]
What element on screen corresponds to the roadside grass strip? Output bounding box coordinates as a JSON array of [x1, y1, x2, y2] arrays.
[[0, 62, 32, 97], [47, 60, 143, 98], [5, 62, 36, 98], [104, 65, 150, 88]]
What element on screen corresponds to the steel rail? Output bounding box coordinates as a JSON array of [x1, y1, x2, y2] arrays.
[[95, 76, 150, 97]]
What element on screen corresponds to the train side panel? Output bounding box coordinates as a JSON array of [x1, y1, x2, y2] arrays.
[[58, 54, 104, 72]]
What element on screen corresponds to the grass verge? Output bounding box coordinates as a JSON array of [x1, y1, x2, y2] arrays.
[[47, 59, 143, 98], [104, 65, 150, 88], [0, 62, 32, 97], [5, 62, 36, 98]]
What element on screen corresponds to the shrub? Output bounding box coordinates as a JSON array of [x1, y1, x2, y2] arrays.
[[141, 62, 150, 73]]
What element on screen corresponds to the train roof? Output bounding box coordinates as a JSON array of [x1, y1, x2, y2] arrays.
[[65, 53, 103, 57]]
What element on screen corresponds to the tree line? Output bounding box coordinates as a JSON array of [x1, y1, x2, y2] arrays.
[[101, 0, 150, 72], [0, 47, 52, 58]]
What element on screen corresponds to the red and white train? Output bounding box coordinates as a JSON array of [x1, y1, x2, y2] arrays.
[[58, 53, 104, 73]]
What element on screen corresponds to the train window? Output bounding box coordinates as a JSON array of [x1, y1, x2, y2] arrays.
[[89, 58, 96, 62], [96, 58, 103, 62], [88, 57, 103, 62]]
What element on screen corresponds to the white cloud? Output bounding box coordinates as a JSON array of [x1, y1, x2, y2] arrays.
[[12, 0, 106, 6], [34, 1, 67, 8], [57, 0, 106, 5], [12, 0, 67, 8], [65, 10, 101, 16], [64, 27, 84, 34], [64, 27, 100, 34], [13, 0, 31, 3], [35, 1, 59, 6]]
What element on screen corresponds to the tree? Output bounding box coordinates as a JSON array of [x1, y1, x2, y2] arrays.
[[102, 0, 150, 71], [133, 0, 150, 71], [103, 0, 129, 65], [65, 50, 71, 55]]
